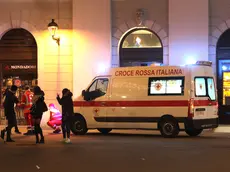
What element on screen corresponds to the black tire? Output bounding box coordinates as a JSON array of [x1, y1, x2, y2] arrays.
[[185, 128, 203, 137], [97, 128, 112, 134], [71, 116, 88, 135], [159, 119, 179, 138]]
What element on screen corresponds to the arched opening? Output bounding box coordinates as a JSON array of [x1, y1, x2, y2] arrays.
[[119, 28, 163, 67], [217, 29, 230, 123], [0, 28, 37, 125]]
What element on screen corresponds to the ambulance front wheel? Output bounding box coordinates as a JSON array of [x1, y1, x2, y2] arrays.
[[159, 119, 179, 138], [185, 128, 203, 137], [71, 116, 88, 135]]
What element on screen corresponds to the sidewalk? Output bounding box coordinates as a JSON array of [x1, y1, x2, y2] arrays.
[[213, 125, 230, 133], [1, 125, 230, 135]]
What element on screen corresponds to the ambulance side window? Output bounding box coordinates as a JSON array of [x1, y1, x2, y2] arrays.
[[148, 77, 184, 96]]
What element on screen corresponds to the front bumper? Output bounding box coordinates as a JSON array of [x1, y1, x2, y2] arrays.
[[185, 118, 219, 129]]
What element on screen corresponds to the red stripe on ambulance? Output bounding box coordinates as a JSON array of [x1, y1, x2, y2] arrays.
[[73, 100, 217, 107]]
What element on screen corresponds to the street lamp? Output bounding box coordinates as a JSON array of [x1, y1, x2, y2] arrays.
[[48, 19, 60, 46]]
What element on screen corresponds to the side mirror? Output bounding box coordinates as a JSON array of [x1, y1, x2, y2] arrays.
[[81, 90, 86, 97], [82, 90, 90, 101]]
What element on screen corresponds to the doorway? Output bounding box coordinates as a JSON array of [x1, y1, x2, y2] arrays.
[[0, 28, 37, 125], [217, 29, 230, 124]]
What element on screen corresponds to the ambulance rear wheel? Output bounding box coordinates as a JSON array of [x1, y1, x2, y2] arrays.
[[159, 119, 179, 138], [185, 128, 203, 137], [71, 117, 88, 135], [97, 128, 112, 134]]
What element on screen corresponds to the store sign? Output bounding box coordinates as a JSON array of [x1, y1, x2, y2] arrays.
[[4, 65, 36, 70]]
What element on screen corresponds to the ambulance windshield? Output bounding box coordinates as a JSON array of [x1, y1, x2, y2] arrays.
[[195, 77, 216, 101]]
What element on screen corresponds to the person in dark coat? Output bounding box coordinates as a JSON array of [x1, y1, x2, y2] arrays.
[[1, 85, 20, 142], [31, 86, 47, 144], [57, 88, 73, 143], [3, 87, 21, 134]]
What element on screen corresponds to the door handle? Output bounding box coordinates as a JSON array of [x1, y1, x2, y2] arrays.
[[209, 103, 212, 106]]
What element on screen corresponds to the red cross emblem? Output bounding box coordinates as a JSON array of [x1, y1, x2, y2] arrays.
[[210, 84, 212, 89], [94, 108, 99, 113], [200, 84, 202, 89], [155, 83, 162, 91]]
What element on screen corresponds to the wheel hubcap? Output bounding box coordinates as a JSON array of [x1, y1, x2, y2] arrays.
[[75, 121, 83, 131], [163, 123, 174, 135]]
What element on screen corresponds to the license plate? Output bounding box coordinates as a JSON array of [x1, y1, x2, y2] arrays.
[[196, 111, 204, 116]]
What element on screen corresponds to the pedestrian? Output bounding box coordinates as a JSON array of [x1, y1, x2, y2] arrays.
[[57, 88, 73, 144], [47, 103, 62, 134], [21, 86, 34, 135], [30, 86, 47, 144], [1, 85, 20, 142], [2, 87, 21, 134]]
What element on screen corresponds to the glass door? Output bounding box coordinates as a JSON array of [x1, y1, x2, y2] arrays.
[[223, 72, 230, 105], [217, 59, 230, 118]]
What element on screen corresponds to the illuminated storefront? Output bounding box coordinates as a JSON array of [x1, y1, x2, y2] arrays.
[[216, 29, 230, 123], [0, 28, 38, 125]]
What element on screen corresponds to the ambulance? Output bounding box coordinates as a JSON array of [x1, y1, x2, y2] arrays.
[[71, 61, 219, 138]]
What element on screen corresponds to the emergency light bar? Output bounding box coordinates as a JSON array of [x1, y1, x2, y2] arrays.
[[195, 61, 212, 66], [150, 63, 163, 66]]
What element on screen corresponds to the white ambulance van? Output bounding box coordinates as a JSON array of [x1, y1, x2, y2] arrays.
[[71, 61, 218, 138]]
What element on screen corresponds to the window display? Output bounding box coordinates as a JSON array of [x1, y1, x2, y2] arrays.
[[0, 77, 38, 125], [0, 62, 38, 125], [223, 72, 230, 105]]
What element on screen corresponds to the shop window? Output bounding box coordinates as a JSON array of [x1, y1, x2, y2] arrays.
[[223, 72, 230, 105], [148, 77, 184, 96]]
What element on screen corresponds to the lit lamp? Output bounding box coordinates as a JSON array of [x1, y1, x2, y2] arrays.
[[48, 19, 60, 45]]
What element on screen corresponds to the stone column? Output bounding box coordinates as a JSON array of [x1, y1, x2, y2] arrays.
[[168, 0, 209, 65], [72, 0, 112, 98]]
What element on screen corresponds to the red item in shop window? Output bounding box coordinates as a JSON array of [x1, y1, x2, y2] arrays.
[[14, 79, 21, 87]]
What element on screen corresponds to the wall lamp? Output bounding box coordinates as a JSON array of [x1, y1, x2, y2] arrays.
[[48, 19, 60, 46]]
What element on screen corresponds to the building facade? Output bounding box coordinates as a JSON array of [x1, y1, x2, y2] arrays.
[[0, 0, 230, 126]]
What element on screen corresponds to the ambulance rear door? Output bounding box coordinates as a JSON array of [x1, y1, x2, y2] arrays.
[[191, 65, 218, 120]]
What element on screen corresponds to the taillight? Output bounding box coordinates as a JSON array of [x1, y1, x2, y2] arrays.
[[188, 98, 194, 118]]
